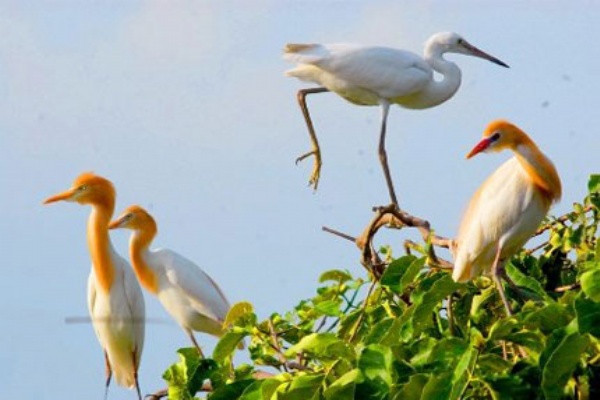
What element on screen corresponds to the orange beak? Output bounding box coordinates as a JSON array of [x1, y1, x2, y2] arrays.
[[108, 215, 126, 230], [466, 137, 493, 159], [43, 188, 76, 204]]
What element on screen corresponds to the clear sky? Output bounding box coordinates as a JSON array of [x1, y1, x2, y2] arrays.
[[1, 1, 598, 399]]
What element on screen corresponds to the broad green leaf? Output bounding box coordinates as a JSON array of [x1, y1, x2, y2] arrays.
[[449, 346, 478, 400], [319, 269, 352, 283], [380, 255, 419, 294], [239, 378, 283, 400], [505, 263, 553, 301], [421, 371, 453, 400], [163, 350, 217, 400], [426, 337, 468, 369], [575, 293, 600, 337], [540, 330, 589, 399], [409, 274, 460, 339], [273, 374, 324, 400], [477, 354, 512, 374], [314, 298, 342, 317], [323, 369, 360, 400], [580, 264, 600, 301], [213, 332, 247, 363], [210, 379, 255, 400], [284, 333, 354, 361], [224, 301, 255, 327], [393, 374, 429, 400], [589, 174, 600, 209], [365, 317, 394, 345], [359, 345, 394, 386], [523, 303, 573, 334]]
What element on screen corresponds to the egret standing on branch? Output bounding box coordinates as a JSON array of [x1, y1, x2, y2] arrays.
[[109, 205, 236, 356], [452, 120, 562, 315], [284, 32, 509, 206], [44, 173, 145, 400]]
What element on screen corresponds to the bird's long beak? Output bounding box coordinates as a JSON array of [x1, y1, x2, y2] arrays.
[[108, 215, 126, 230], [466, 137, 493, 159], [43, 188, 76, 204], [464, 42, 509, 68]]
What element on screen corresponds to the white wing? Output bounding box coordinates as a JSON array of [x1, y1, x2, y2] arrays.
[[119, 255, 145, 362], [153, 248, 230, 324], [454, 158, 548, 281], [284, 43, 432, 99]]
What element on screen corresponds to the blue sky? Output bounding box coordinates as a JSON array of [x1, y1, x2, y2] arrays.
[[1, 1, 598, 399]]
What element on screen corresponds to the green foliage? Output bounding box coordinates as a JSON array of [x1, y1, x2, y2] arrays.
[[161, 176, 600, 399]]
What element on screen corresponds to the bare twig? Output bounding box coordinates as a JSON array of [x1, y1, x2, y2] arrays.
[[534, 204, 594, 236], [554, 282, 581, 293]]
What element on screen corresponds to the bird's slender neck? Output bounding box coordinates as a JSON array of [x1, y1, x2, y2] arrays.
[[129, 223, 159, 295], [87, 202, 116, 293], [513, 136, 562, 204], [412, 46, 462, 108]]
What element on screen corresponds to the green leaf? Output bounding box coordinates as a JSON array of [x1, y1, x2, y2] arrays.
[[580, 264, 600, 301], [523, 302, 573, 334], [314, 298, 342, 317], [359, 344, 394, 386], [449, 346, 477, 400], [273, 375, 324, 400], [162, 349, 217, 400], [589, 174, 600, 194], [421, 372, 453, 400], [505, 262, 553, 301], [540, 330, 589, 399], [284, 333, 354, 361], [380, 255, 423, 294], [575, 293, 600, 337], [238, 378, 284, 400], [224, 301, 255, 327], [323, 369, 360, 400], [409, 274, 460, 339], [213, 331, 247, 363], [319, 269, 352, 283], [210, 379, 255, 400], [477, 354, 513, 374], [393, 374, 429, 400]]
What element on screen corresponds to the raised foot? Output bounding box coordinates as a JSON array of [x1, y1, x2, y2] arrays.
[[295, 149, 322, 191]]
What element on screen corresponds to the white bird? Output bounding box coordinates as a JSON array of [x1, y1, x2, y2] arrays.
[[452, 120, 562, 315], [284, 32, 509, 206], [108, 205, 236, 356], [44, 173, 145, 400]]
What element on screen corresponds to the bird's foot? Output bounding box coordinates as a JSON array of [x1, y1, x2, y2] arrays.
[[295, 149, 322, 190]]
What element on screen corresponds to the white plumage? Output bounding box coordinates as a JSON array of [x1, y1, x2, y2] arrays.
[[284, 32, 509, 200]]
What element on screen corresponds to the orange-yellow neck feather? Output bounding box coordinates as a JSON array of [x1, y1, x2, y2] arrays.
[[129, 219, 159, 294], [87, 203, 115, 293], [513, 140, 562, 205]]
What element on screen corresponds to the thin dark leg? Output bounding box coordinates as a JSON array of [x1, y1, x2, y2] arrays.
[[491, 245, 512, 316], [377, 101, 399, 207], [189, 332, 205, 358], [295, 87, 329, 190], [104, 351, 112, 400], [132, 351, 142, 400]]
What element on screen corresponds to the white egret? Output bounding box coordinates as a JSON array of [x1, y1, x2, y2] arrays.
[[109, 205, 237, 356], [44, 172, 145, 400], [284, 32, 509, 206], [452, 120, 562, 315]]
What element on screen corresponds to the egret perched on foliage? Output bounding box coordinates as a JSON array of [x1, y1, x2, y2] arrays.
[[284, 32, 509, 205], [452, 120, 562, 315], [109, 205, 236, 356], [44, 173, 145, 400]]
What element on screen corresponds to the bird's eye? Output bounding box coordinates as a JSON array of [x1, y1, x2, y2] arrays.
[[457, 38, 464, 45], [490, 132, 501, 141], [125, 213, 133, 221], [78, 184, 88, 191]]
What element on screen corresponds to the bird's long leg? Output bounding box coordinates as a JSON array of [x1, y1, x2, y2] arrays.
[[295, 87, 329, 190], [491, 245, 512, 316], [103, 351, 112, 400], [377, 101, 399, 208], [132, 351, 142, 400], [188, 332, 205, 358]]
